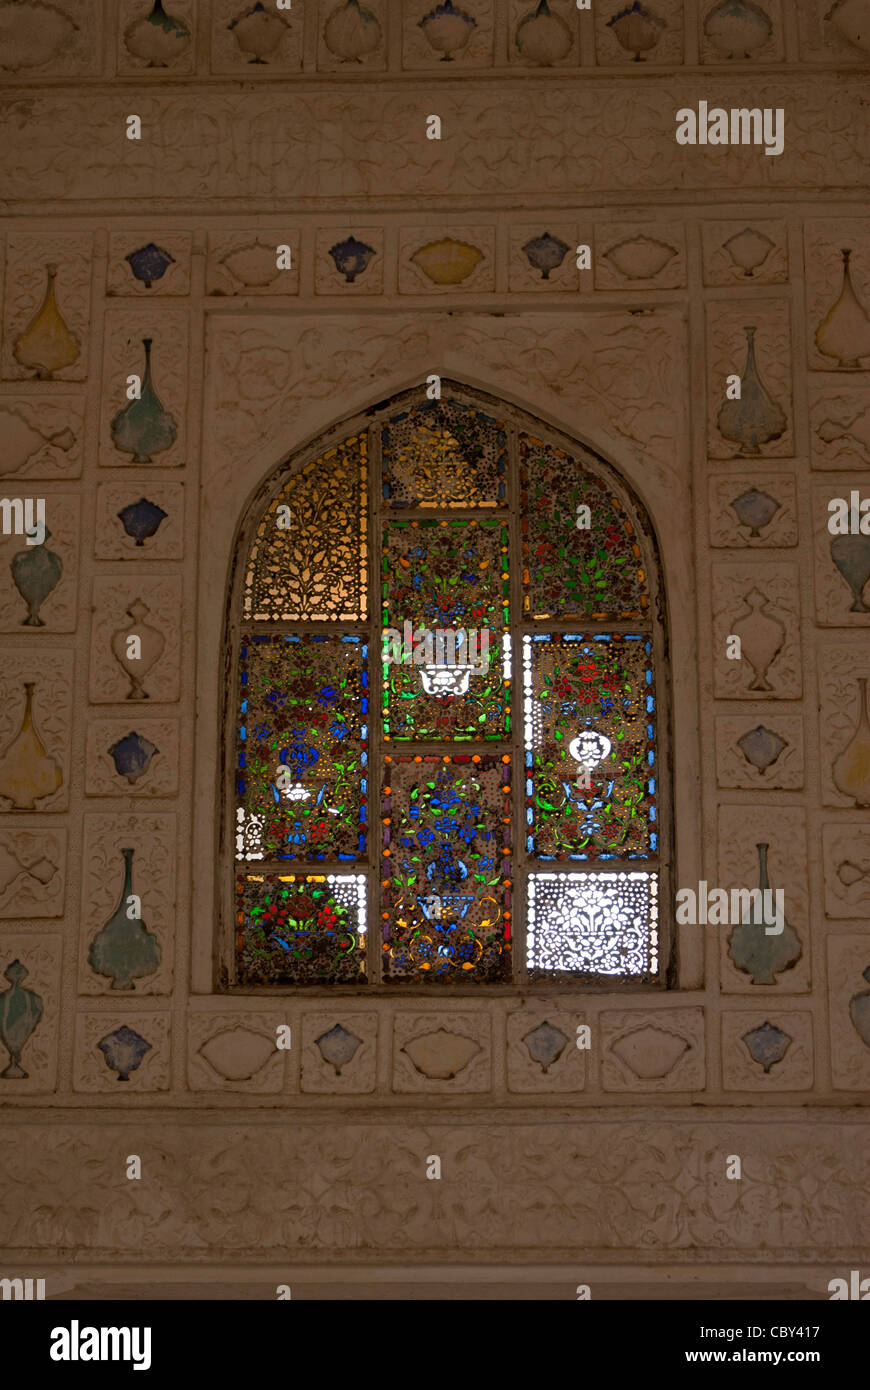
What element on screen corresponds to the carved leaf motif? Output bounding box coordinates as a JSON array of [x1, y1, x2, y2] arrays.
[[611, 1024, 689, 1078], [199, 1027, 276, 1080], [402, 1028, 480, 1079]]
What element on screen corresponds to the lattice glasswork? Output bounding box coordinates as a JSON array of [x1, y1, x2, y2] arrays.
[[236, 872, 367, 985], [237, 635, 367, 863], [243, 433, 367, 621], [382, 399, 507, 508], [523, 634, 656, 860], [381, 754, 511, 982], [231, 389, 665, 987], [382, 518, 510, 741], [528, 871, 658, 978], [520, 436, 648, 622]]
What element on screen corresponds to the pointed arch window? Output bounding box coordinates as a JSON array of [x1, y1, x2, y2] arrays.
[[224, 386, 668, 988]]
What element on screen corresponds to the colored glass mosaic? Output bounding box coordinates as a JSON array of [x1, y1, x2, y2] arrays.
[[243, 433, 367, 621], [236, 635, 367, 863], [381, 754, 511, 982], [382, 398, 507, 508], [523, 634, 656, 860], [236, 872, 367, 985], [382, 518, 510, 741], [520, 435, 648, 621]]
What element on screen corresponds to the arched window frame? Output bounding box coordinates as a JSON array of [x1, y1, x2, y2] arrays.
[[219, 382, 672, 993]]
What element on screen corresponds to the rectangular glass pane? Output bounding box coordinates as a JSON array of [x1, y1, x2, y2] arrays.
[[528, 870, 658, 978], [523, 633, 656, 860], [236, 871, 367, 984], [382, 518, 510, 741], [236, 634, 367, 863], [243, 433, 367, 621], [382, 399, 506, 507], [520, 435, 648, 622], [382, 753, 512, 982]]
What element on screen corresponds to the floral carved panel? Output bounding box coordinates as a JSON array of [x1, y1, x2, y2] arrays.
[[714, 714, 804, 791], [0, 829, 66, 918], [822, 823, 870, 920], [0, 397, 84, 480], [712, 563, 802, 699], [88, 575, 181, 704], [0, 651, 73, 813], [84, 718, 181, 798], [701, 219, 788, 288], [99, 309, 189, 469], [0, 492, 79, 633], [73, 1009, 171, 1092], [708, 473, 798, 549], [0, 934, 61, 1094], [707, 302, 793, 460], [2, 234, 92, 382], [818, 643, 870, 807], [717, 806, 810, 995]]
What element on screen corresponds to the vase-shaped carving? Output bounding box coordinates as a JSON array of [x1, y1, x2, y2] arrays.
[[110, 599, 165, 699], [717, 326, 787, 454], [515, 0, 572, 65], [827, 0, 870, 54], [736, 724, 787, 774], [419, 2, 477, 61], [116, 497, 168, 546], [98, 1025, 152, 1080], [833, 677, 870, 807], [13, 264, 80, 380], [323, 0, 382, 61], [704, 0, 772, 58], [723, 226, 775, 276], [730, 486, 780, 537], [830, 534, 870, 612], [229, 1, 291, 63], [815, 249, 870, 368], [88, 848, 161, 991], [0, 960, 43, 1078], [522, 231, 570, 278], [125, 242, 175, 288], [110, 338, 177, 463], [124, 0, 190, 66], [728, 843, 802, 985], [849, 966, 870, 1049], [10, 529, 62, 627], [731, 588, 784, 691], [607, 2, 665, 60], [0, 683, 62, 809]]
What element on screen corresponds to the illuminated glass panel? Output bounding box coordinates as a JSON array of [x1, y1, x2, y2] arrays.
[[527, 871, 658, 978], [237, 634, 367, 863], [381, 753, 512, 982], [382, 399, 507, 508], [523, 633, 656, 860], [236, 872, 367, 985]]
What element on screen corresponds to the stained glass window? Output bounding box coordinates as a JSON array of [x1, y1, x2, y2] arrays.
[[226, 387, 666, 987]]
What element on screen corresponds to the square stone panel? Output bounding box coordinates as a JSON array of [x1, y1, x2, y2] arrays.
[[402, 0, 494, 69], [187, 1010, 288, 1093], [94, 481, 184, 560], [0, 652, 73, 813], [0, 492, 79, 632], [89, 575, 181, 704], [699, 0, 784, 64], [0, 397, 84, 481], [211, 0, 303, 72], [78, 813, 175, 997], [508, 223, 582, 293], [708, 473, 798, 548], [810, 383, 870, 470], [2, 234, 92, 383], [99, 309, 188, 469], [818, 643, 870, 808], [300, 1011, 378, 1094], [701, 219, 788, 288], [84, 719, 180, 798], [106, 232, 193, 297], [117, 0, 196, 74], [805, 221, 870, 373], [812, 482, 870, 625], [506, 1008, 586, 1093], [717, 806, 810, 995], [828, 936, 870, 1090], [0, 933, 62, 1093], [0, 829, 66, 919], [714, 714, 804, 791], [706, 302, 793, 459], [0, 0, 103, 77], [600, 1008, 705, 1092], [507, 0, 580, 67], [206, 231, 301, 297], [593, 221, 686, 290], [711, 562, 802, 699], [797, 0, 869, 64], [721, 1010, 813, 1091], [315, 227, 385, 296], [399, 226, 495, 295], [823, 823, 870, 919], [392, 1012, 491, 1093], [317, 0, 388, 70], [593, 0, 684, 66], [74, 1009, 170, 1092]]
